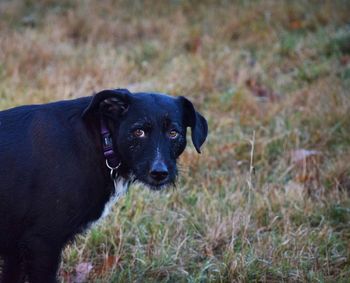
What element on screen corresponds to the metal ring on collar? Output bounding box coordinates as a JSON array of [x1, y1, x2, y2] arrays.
[[105, 159, 121, 170]]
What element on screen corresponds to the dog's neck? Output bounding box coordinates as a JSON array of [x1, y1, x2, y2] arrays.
[[98, 118, 130, 217], [97, 115, 132, 183], [100, 117, 120, 169]]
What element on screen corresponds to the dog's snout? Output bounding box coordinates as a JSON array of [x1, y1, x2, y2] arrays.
[[149, 161, 169, 182]]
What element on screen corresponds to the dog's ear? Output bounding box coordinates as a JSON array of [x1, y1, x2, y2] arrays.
[[179, 96, 208, 153], [82, 88, 131, 118]]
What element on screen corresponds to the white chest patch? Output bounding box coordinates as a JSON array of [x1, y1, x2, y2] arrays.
[[89, 178, 129, 228], [101, 178, 129, 219]]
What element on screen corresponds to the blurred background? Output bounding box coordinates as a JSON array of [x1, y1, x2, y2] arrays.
[[0, 0, 349, 282]]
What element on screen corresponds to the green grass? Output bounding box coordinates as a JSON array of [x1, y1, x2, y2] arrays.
[[1, 0, 350, 282]]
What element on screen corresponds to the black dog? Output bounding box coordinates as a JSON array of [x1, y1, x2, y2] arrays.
[[0, 88, 208, 283]]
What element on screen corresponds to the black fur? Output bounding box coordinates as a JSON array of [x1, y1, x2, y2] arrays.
[[0, 89, 208, 283]]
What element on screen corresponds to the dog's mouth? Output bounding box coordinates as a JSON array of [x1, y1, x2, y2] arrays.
[[142, 178, 174, 191], [124, 163, 177, 191], [146, 179, 175, 191], [130, 174, 175, 191]]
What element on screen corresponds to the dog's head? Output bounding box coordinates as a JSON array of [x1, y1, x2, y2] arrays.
[[83, 89, 208, 190]]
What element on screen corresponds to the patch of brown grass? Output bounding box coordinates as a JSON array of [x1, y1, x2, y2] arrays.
[[1, 0, 350, 282]]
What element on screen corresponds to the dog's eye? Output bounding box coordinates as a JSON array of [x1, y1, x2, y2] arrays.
[[168, 130, 179, 139], [133, 129, 145, 138]]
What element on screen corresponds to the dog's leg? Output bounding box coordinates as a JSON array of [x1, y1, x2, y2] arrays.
[[1, 253, 25, 283], [24, 238, 62, 283]]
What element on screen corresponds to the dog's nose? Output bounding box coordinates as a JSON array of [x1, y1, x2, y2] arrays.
[[149, 161, 169, 182]]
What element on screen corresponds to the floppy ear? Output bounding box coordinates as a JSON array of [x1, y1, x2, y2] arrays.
[[179, 96, 208, 153], [82, 88, 131, 119]]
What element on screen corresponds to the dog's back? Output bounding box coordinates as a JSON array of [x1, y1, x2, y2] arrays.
[[0, 98, 107, 253], [0, 105, 41, 252]]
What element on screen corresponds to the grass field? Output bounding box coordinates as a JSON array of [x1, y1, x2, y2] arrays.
[[1, 0, 350, 282]]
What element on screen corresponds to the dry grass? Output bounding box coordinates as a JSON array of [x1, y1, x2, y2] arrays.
[[1, 0, 350, 282]]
